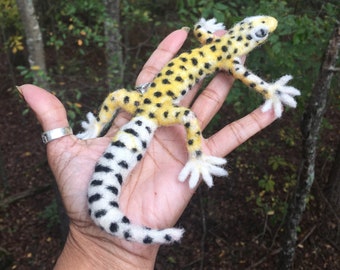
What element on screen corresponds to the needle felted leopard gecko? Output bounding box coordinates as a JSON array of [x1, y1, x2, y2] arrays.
[[76, 16, 300, 245]]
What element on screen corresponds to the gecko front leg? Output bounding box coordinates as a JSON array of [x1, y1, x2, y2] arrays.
[[77, 89, 142, 139], [155, 105, 227, 189], [230, 58, 301, 117]]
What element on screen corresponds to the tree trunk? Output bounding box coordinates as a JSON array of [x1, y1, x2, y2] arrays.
[[103, 0, 124, 90], [328, 142, 340, 212], [279, 23, 340, 269], [16, 0, 49, 89]]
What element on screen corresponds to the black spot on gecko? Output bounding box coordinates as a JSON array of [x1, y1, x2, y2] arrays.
[[110, 201, 119, 208], [142, 141, 147, 148], [88, 193, 101, 203], [124, 231, 131, 240], [164, 234, 172, 242], [162, 79, 170, 84], [143, 98, 152, 104], [110, 222, 119, 233], [154, 91, 162, 97], [95, 164, 112, 173], [115, 173, 123, 185], [103, 152, 114, 159], [167, 90, 175, 97], [118, 160, 129, 169], [112, 140, 126, 148], [107, 185, 119, 195], [175, 76, 183, 82], [94, 210, 107, 218], [135, 120, 142, 126], [122, 216, 130, 224], [90, 180, 103, 186], [195, 150, 202, 157], [143, 236, 153, 244], [124, 128, 139, 137]]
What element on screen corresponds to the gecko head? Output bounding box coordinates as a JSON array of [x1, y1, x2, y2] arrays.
[[228, 15, 278, 55], [244, 16, 277, 40]]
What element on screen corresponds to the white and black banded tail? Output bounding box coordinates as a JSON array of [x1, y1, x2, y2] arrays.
[[87, 116, 184, 244]]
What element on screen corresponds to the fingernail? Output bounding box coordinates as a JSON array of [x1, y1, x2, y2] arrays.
[[181, 26, 190, 33], [16, 85, 24, 100]]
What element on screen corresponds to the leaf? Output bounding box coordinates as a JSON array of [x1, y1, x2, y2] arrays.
[[30, 65, 41, 71]]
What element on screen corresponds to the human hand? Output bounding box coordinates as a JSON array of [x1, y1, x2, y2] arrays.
[[19, 28, 276, 270]]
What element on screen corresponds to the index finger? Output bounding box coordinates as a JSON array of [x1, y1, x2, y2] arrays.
[[135, 28, 189, 86]]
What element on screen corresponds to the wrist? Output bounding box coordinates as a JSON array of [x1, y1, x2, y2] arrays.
[[54, 224, 159, 270]]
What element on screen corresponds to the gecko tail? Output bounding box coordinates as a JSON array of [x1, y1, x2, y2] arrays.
[[87, 115, 183, 244], [89, 204, 184, 244]]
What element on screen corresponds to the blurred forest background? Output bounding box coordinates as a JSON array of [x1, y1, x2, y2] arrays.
[[0, 0, 339, 269]]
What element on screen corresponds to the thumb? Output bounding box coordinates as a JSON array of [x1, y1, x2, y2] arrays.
[[18, 84, 69, 132]]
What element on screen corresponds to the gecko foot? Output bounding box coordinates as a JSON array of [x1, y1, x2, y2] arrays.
[[178, 155, 228, 189], [196, 18, 226, 32], [262, 75, 301, 118], [76, 112, 100, 139]]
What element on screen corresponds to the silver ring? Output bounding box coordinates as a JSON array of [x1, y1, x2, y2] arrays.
[[41, 127, 73, 144], [135, 82, 151, 94]]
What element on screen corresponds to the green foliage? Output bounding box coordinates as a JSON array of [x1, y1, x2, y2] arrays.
[[258, 174, 276, 193], [177, 0, 236, 24], [0, 0, 21, 34], [16, 65, 52, 88], [44, 1, 106, 58], [39, 199, 60, 229], [0, 0, 24, 90], [246, 153, 297, 226]]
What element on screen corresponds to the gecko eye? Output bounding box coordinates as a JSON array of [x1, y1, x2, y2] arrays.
[[250, 26, 269, 42], [255, 28, 268, 38]]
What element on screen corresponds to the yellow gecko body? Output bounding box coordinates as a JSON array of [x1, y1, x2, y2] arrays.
[[77, 16, 300, 244]]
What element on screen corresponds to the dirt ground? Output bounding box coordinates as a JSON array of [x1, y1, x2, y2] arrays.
[[0, 84, 339, 269]]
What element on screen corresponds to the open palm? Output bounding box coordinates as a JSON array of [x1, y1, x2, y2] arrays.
[[20, 28, 276, 267]]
